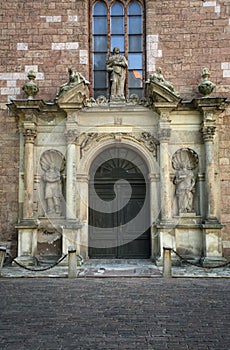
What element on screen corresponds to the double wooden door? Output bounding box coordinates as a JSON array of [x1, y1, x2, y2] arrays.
[[89, 154, 150, 258]]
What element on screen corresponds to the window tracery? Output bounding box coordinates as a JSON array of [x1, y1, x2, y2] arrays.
[[91, 0, 145, 99]]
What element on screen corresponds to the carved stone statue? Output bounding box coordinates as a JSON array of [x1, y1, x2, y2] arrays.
[[172, 148, 198, 214], [106, 47, 128, 100], [56, 67, 90, 99], [43, 164, 62, 215], [40, 150, 65, 217], [173, 165, 196, 213], [147, 67, 176, 93]]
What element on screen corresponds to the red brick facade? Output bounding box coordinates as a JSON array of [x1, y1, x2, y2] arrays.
[[0, 0, 230, 256]]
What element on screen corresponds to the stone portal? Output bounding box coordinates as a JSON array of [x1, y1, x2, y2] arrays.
[[8, 68, 229, 266]]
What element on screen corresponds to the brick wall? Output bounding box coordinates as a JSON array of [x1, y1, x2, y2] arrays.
[[218, 107, 230, 258], [146, 0, 230, 98], [0, 108, 19, 253], [0, 0, 230, 256], [1, 0, 230, 104], [0, 0, 89, 104]]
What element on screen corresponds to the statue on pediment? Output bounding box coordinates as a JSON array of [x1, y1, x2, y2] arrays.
[[107, 47, 128, 101], [146, 67, 180, 103], [147, 67, 177, 94], [56, 68, 90, 99]]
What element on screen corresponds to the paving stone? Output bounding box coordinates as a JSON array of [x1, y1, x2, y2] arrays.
[[0, 278, 230, 349]]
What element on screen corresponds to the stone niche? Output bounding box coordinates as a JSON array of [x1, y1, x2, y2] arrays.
[[8, 69, 229, 266]]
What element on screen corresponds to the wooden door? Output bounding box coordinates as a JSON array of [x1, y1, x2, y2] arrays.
[[89, 150, 150, 258]]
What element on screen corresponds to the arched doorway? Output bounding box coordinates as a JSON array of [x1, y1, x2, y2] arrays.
[[89, 147, 151, 258]]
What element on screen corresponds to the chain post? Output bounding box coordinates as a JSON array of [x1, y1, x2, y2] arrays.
[[0, 247, 6, 277], [163, 247, 172, 278], [68, 247, 77, 278]]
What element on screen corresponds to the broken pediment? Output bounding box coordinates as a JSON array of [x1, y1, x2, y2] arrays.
[[146, 80, 181, 104], [55, 68, 90, 107], [56, 81, 89, 107]]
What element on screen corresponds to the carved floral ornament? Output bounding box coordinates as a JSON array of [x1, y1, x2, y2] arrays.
[[84, 94, 149, 107], [79, 132, 157, 158]]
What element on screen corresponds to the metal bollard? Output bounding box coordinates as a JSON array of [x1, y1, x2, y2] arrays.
[[0, 246, 6, 277], [163, 247, 172, 278], [68, 247, 77, 278]]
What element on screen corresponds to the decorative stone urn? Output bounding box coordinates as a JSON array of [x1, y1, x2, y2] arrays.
[[198, 68, 216, 97], [22, 70, 39, 99]]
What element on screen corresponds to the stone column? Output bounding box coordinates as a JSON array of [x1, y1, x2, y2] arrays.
[[23, 122, 36, 219], [76, 174, 89, 258], [158, 127, 172, 221], [149, 173, 160, 259], [196, 98, 229, 264], [66, 130, 78, 220], [202, 126, 217, 221], [154, 105, 177, 265]]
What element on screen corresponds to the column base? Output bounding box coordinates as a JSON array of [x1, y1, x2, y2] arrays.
[[12, 256, 38, 267], [202, 257, 227, 268], [156, 256, 181, 267]]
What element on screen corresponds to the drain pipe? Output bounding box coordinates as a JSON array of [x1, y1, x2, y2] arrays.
[[163, 247, 172, 278]]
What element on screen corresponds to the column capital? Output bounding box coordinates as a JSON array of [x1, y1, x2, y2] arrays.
[[148, 173, 160, 182], [202, 125, 216, 142], [23, 122, 37, 143], [76, 174, 89, 183], [158, 128, 171, 142], [65, 129, 79, 144]]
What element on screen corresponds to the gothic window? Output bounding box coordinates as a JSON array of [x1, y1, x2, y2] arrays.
[[91, 0, 145, 99]]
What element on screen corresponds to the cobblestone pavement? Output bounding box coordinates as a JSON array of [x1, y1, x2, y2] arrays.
[[0, 278, 230, 350]]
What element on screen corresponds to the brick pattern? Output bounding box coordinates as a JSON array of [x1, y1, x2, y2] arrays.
[[0, 0, 229, 103], [0, 109, 19, 254], [146, 0, 230, 98], [218, 107, 230, 258], [0, 0, 230, 255], [0, 0, 89, 102]]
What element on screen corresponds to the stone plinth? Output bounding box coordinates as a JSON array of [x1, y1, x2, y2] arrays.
[[202, 222, 226, 266], [174, 214, 203, 261]]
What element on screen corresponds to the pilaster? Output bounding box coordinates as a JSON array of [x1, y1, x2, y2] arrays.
[[156, 106, 175, 223], [23, 121, 37, 219], [195, 97, 228, 264], [65, 129, 78, 220]]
